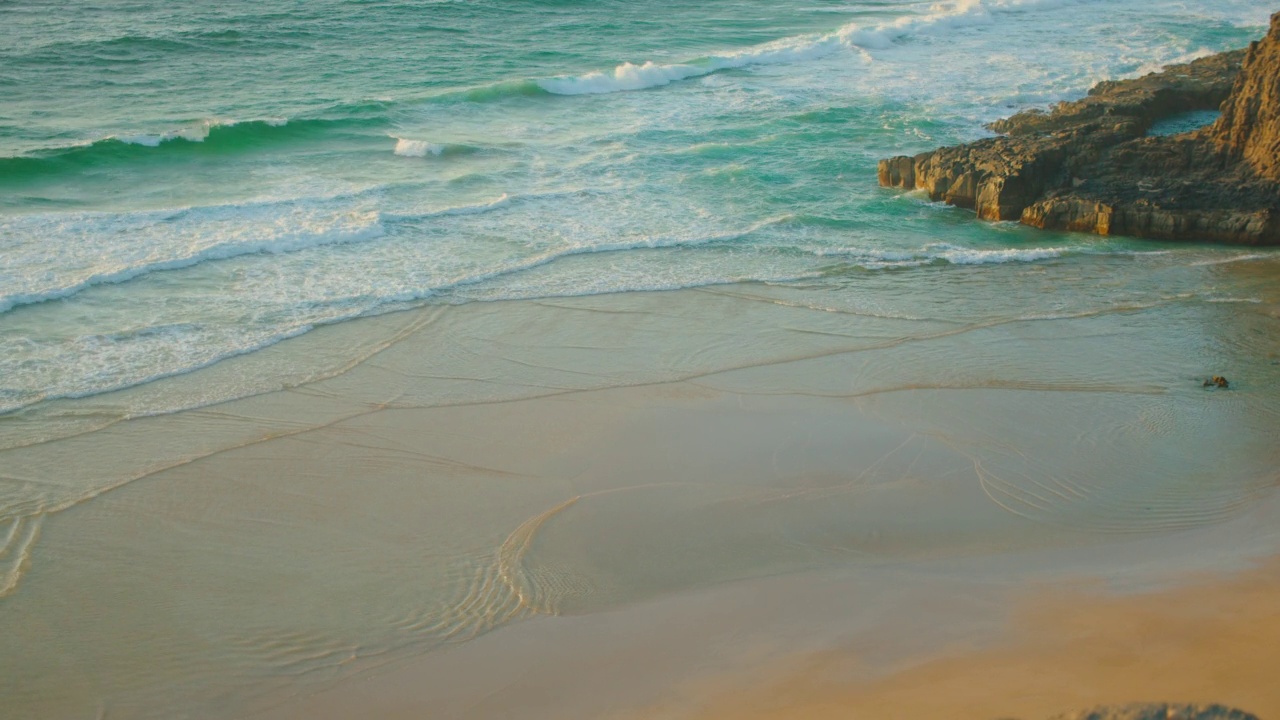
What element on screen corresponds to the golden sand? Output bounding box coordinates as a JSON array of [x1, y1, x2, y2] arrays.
[[647, 559, 1280, 720]]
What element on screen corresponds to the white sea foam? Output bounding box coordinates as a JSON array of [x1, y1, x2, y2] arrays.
[[107, 117, 287, 148], [387, 215, 794, 307], [114, 121, 215, 146], [380, 194, 524, 222], [932, 244, 1069, 264], [538, 28, 845, 95], [393, 138, 446, 157], [539, 61, 711, 95], [0, 321, 324, 416], [1189, 253, 1272, 267], [0, 206, 386, 314], [380, 189, 633, 223], [538, 0, 1076, 95], [1134, 47, 1217, 76], [115, 134, 166, 147], [813, 242, 1071, 268], [431, 194, 511, 216], [1204, 297, 1264, 304], [0, 189, 554, 314], [0, 210, 797, 416]]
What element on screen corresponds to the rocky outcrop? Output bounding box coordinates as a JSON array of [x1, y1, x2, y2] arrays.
[[1215, 14, 1280, 182], [1044, 703, 1260, 720], [878, 12, 1280, 245]]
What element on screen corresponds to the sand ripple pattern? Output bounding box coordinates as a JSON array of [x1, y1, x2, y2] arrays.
[[410, 496, 587, 643], [0, 514, 42, 598], [939, 391, 1280, 535]]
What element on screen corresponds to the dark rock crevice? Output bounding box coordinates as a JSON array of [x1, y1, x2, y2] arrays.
[[878, 12, 1280, 245]]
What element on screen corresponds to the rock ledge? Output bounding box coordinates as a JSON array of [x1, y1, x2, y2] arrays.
[[878, 13, 1280, 245]]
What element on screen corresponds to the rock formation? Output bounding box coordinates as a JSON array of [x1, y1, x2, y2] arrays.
[[1216, 16, 1280, 183], [878, 12, 1280, 245]]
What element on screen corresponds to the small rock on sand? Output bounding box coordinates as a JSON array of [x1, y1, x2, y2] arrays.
[[1044, 702, 1260, 720]]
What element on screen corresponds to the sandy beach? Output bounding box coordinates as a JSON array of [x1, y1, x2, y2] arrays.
[[249, 550, 1280, 720], [3, 260, 1279, 719], [650, 558, 1280, 720], [6, 2, 1280, 718]]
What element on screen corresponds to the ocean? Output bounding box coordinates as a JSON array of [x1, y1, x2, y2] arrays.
[[0, 0, 1270, 415], [3, 2, 1280, 718]]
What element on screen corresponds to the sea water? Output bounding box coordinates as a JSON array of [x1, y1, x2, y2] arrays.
[[0, 0, 1271, 415]]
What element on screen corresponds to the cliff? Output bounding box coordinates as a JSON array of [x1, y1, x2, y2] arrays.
[[877, 13, 1280, 245], [1215, 13, 1280, 182]]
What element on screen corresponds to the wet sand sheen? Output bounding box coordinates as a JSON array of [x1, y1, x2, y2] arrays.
[[248, 546, 1280, 720], [636, 557, 1280, 720], [1, 265, 1278, 719]]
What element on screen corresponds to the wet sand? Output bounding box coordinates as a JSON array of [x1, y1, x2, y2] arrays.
[[2, 264, 1279, 719], [648, 556, 1280, 720], [252, 552, 1280, 720]]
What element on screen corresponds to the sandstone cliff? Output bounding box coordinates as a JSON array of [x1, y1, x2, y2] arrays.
[[878, 13, 1280, 245], [1215, 14, 1280, 183]]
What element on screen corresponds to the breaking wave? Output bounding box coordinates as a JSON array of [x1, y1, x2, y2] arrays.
[[536, 0, 1079, 95], [0, 115, 388, 182]]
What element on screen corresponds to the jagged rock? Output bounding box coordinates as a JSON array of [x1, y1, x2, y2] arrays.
[[1215, 17, 1280, 182], [878, 13, 1280, 245], [1045, 702, 1259, 720]]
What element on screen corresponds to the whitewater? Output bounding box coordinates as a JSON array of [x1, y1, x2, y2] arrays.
[[0, 0, 1273, 415]]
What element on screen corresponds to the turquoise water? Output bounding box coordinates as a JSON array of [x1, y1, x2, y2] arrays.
[[0, 0, 1271, 412]]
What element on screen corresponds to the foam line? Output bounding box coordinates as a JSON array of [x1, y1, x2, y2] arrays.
[[537, 0, 1072, 96]]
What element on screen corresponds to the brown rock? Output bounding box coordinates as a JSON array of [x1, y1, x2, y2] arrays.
[[1214, 13, 1280, 182], [878, 13, 1280, 245], [1045, 702, 1259, 720]]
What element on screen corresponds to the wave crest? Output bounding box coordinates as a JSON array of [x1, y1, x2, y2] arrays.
[[536, 0, 1062, 96], [811, 242, 1073, 269], [393, 138, 445, 157], [0, 115, 376, 182]]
